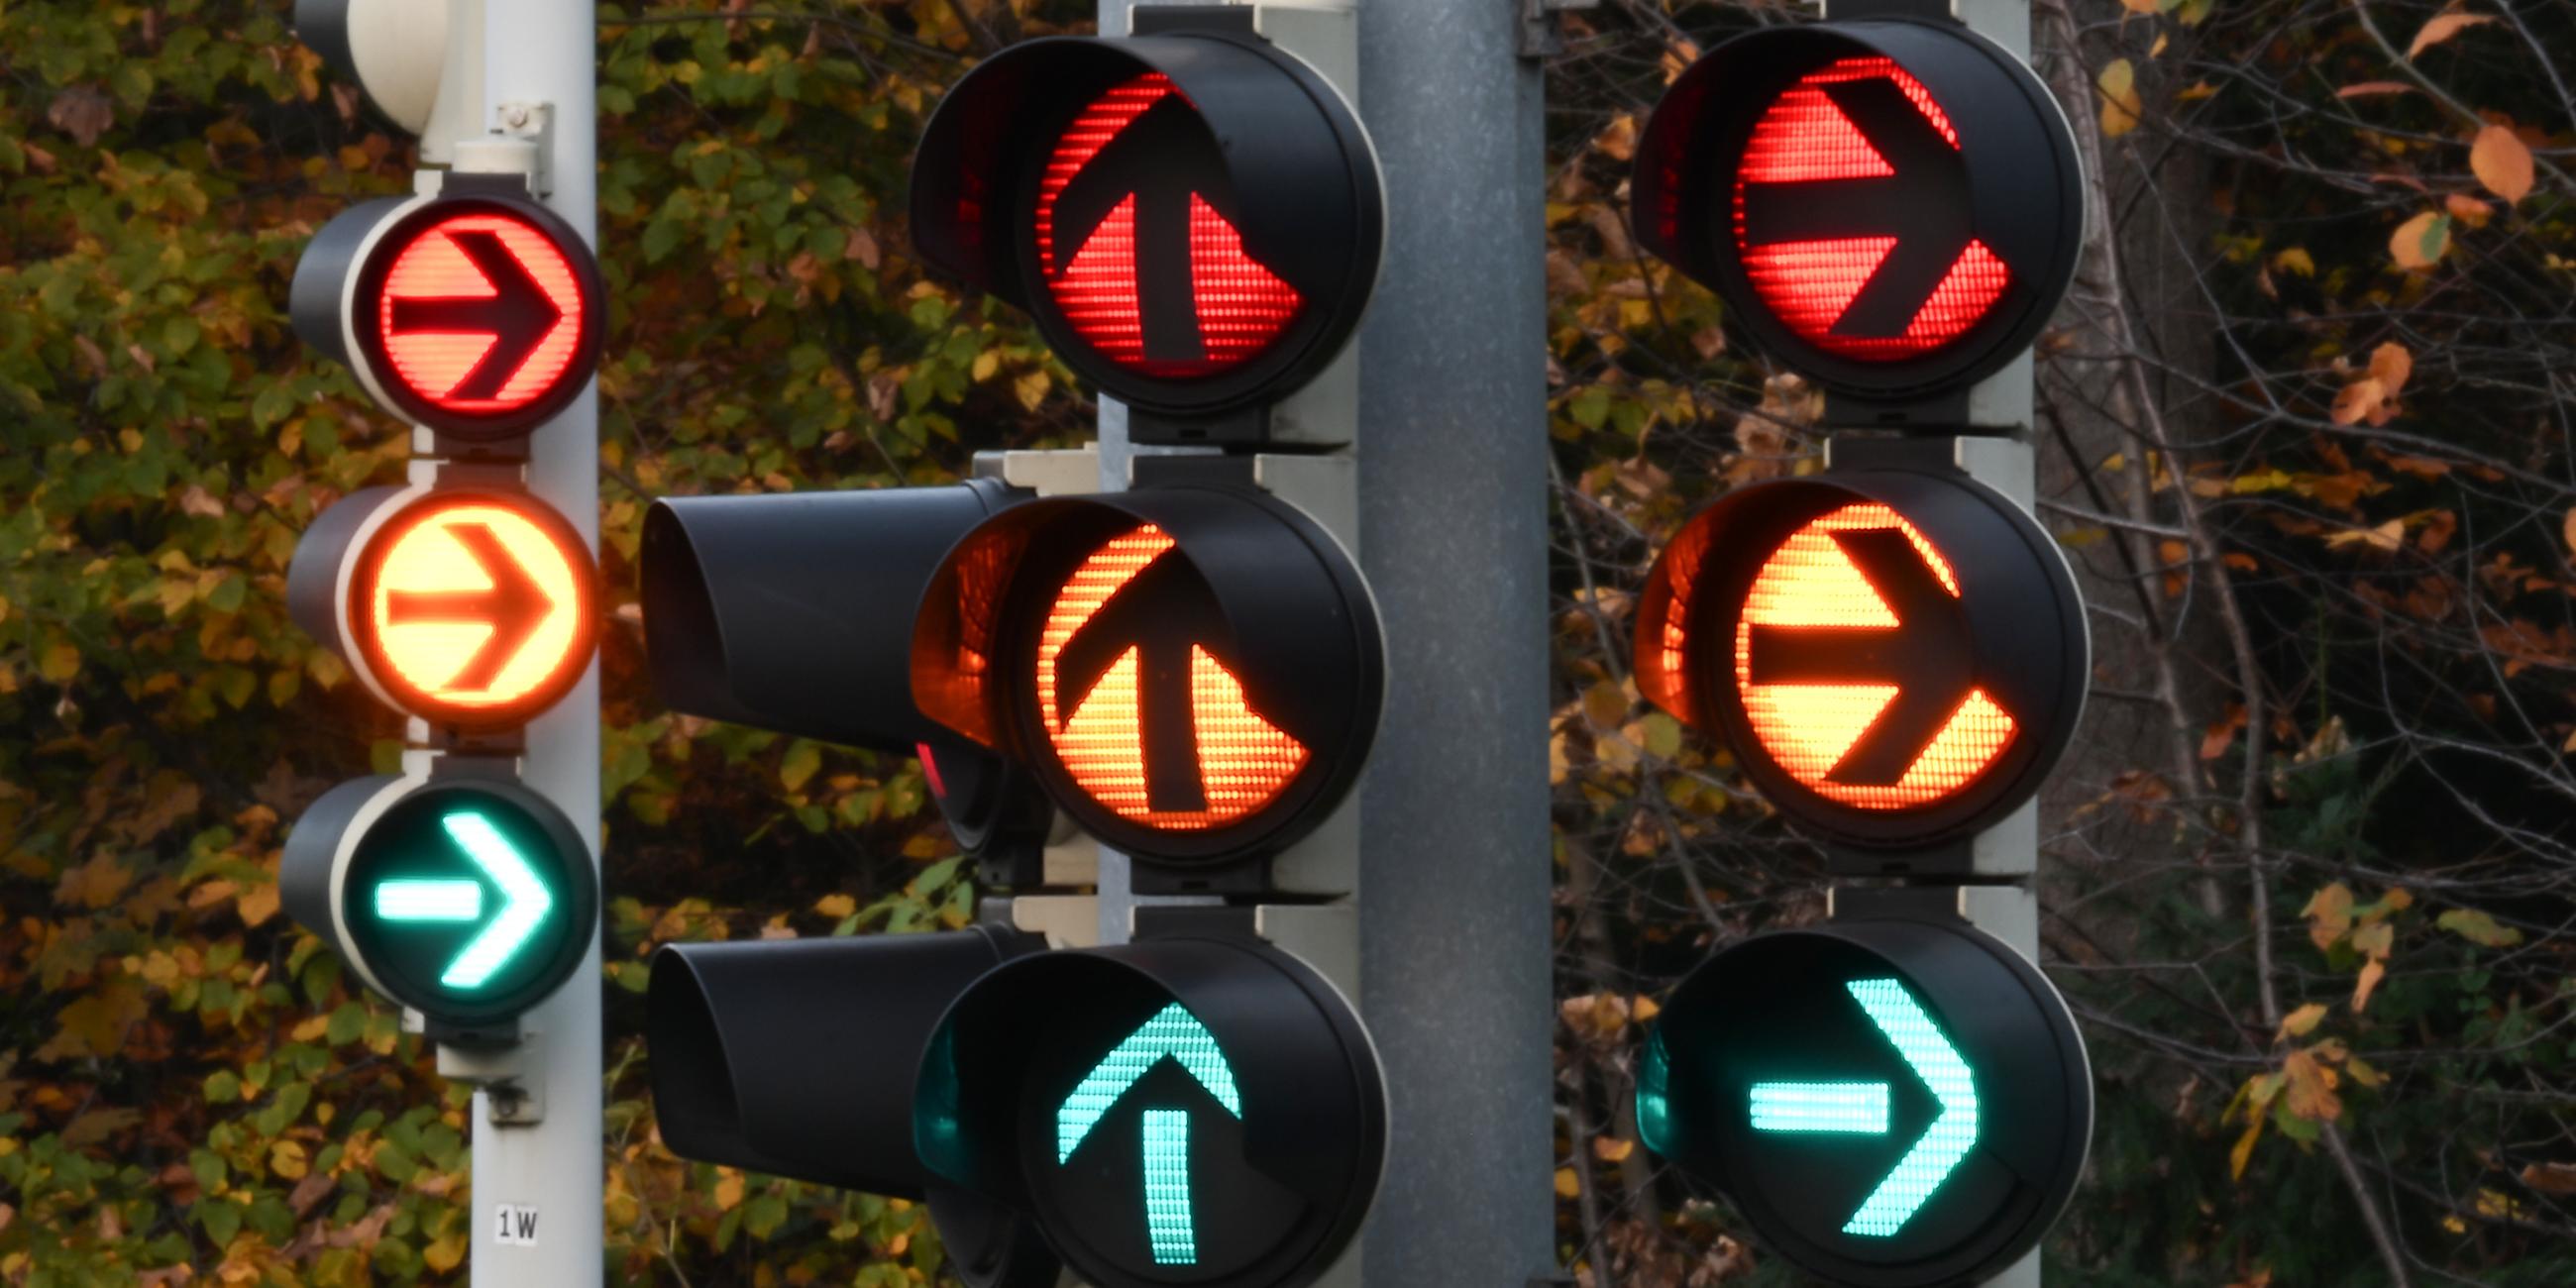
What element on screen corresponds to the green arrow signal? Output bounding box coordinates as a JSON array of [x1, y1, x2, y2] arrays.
[[1056, 1003, 1243, 1267], [369, 810, 558, 993], [1839, 978, 1979, 1238], [1745, 979, 1979, 1238]]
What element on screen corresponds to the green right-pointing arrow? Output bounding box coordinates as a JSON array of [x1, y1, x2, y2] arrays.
[[434, 810, 555, 991], [1839, 978, 1980, 1237]]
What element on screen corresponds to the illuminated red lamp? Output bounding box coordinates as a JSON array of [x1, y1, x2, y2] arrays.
[[910, 33, 1383, 433], [1633, 21, 2082, 410], [349, 191, 603, 440], [910, 486, 1382, 883], [1636, 467, 2085, 857]]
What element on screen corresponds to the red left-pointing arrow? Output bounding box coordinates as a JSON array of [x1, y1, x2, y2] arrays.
[[385, 522, 556, 693], [387, 229, 565, 401]]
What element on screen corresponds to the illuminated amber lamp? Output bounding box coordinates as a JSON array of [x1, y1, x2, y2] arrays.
[[343, 489, 597, 729], [1638, 469, 2085, 853], [912, 486, 1382, 875], [1632, 20, 2082, 405]]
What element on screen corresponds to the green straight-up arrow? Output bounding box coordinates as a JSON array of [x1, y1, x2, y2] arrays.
[[1056, 1004, 1243, 1267]]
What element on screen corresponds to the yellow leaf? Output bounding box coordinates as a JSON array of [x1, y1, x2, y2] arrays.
[[813, 893, 856, 919], [2273, 247, 2315, 276], [2470, 125, 2533, 203], [1554, 1167, 1580, 1198], [38, 641, 79, 684], [970, 350, 1000, 382], [1593, 1135, 1636, 1163], [237, 880, 280, 928], [2408, 11, 2495, 58], [2389, 210, 2449, 270], [2097, 58, 2142, 137], [2277, 1003, 2327, 1040], [2325, 520, 2405, 553], [268, 1140, 308, 1181], [424, 1232, 467, 1273], [2229, 1112, 2265, 1180], [715, 1169, 746, 1212]]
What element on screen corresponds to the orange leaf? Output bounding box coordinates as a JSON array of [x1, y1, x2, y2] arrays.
[[2367, 342, 2413, 398], [2329, 376, 2385, 426], [2562, 507, 2576, 563], [2470, 124, 2534, 203], [2277, 1003, 2327, 1040], [2352, 958, 2387, 1013], [2445, 192, 2495, 228], [2389, 211, 2449, 270], [2335, 80, 2415, 98], [2408, 11, 2495, 58]]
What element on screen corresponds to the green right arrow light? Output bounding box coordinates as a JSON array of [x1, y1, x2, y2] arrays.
[[1750, 977, 1980, 1238]]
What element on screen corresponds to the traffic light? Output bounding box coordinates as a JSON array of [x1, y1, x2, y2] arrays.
[[1629, 14, 2096, 1281], [282, 768, 595, 1041], [290, 175, 604, 445], [1633, 18, 2082, 423], [633, 16, 1394, 1288], [915, 923, 1384, 1287], [910, 478, 1383, 892], [910, 15, 1382, 442], [281, 131, 603, 1042], [1636, 892, 2090, 1287], [1633, 457, 2085, 864]]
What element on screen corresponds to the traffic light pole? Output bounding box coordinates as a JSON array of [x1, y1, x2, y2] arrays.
[[456, 2, 605, 1282], [1827, 0, 2047, 1284]]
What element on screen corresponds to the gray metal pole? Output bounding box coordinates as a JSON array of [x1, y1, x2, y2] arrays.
[[464, 0, 605, 1281], [1350, 3, 1556, 1284]]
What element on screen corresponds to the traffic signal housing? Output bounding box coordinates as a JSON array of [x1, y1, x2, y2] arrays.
[[1637, 893, 2090, 1287], [291, 174, 604, 444], [282, 768, 597, 1040], [912, 24, 1383, 440], [1633, 18, 2082, 420], [639, 481, 1055, 871], [910, 480, 1383, 891], [915, 925, 1385, 1287], [1634, 458, 2085, 865]]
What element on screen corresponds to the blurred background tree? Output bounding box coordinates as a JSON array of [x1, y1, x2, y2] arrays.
[[0, 0, 2566, 1284]]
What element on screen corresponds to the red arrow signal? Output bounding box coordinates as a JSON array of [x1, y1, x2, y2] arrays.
[[1730, 57, 2011, 361], [368, 209, 591, 418], [1032, 74, 1304, 377]]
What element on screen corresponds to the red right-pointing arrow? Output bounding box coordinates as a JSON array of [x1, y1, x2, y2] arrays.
[[388, 228, 565, 401], [385, 522, 555, 693]]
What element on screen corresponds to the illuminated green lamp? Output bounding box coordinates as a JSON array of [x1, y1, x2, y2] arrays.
[[1056, 1003, 1243, 1266], [1634, 908, 2090, 1288], [286, 775, 597, 1036]]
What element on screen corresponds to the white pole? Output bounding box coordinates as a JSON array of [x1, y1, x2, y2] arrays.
[[464, 0, 604, 1281]]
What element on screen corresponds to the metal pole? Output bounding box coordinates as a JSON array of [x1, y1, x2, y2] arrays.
[[466, 0, 605, 1281], [1350, 2, 1555, 1285]]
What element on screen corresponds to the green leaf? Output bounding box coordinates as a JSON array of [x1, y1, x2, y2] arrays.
[[2436, 909, 2522, 948]]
